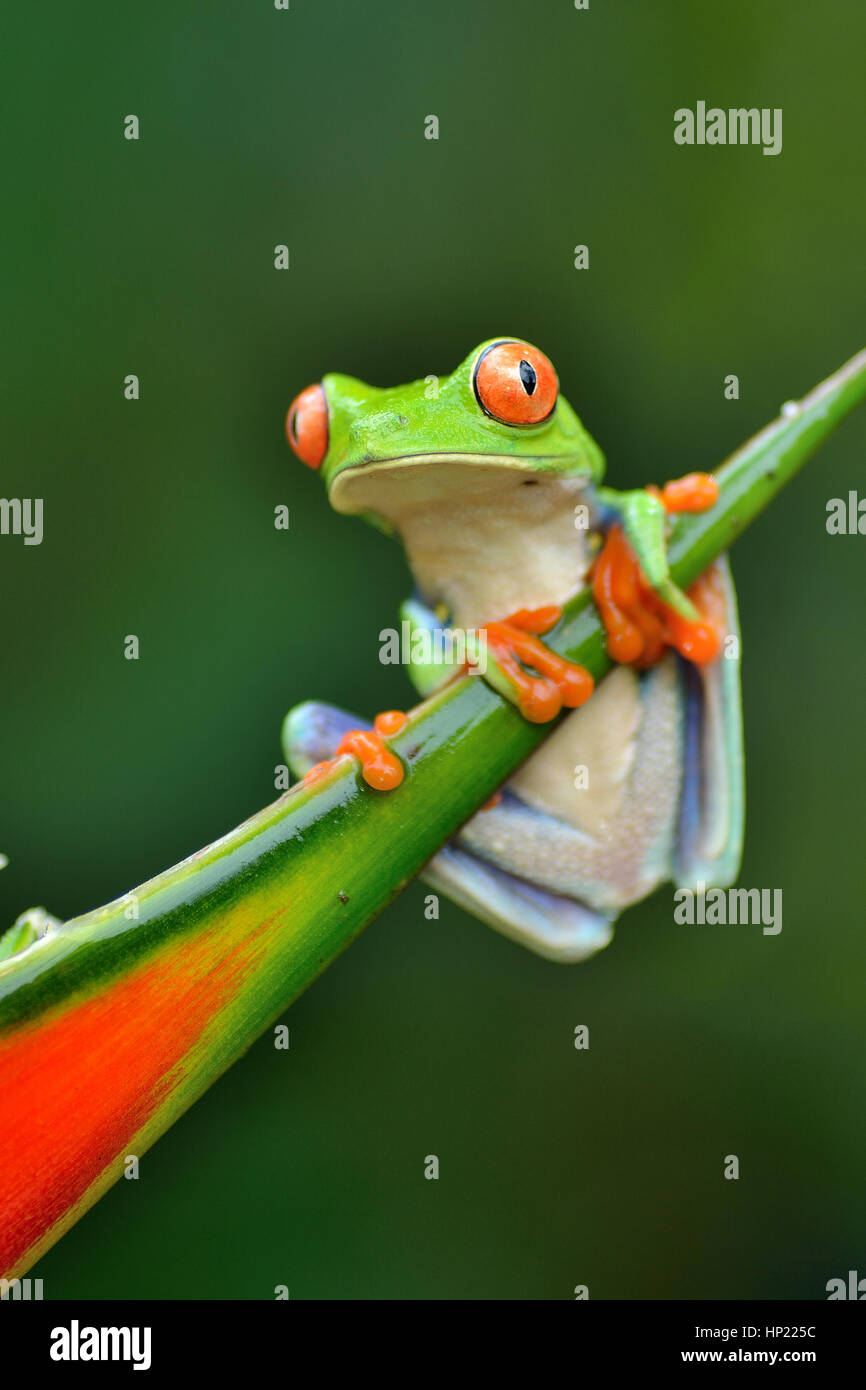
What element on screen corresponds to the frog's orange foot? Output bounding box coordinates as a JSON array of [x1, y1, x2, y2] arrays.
[[650, 471, 720, 515], [302, 710, 407, 791], [591, 526, 721, 669], [478, 606, 594, 723]]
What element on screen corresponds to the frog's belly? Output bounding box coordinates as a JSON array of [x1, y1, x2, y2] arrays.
[[457, 657, 685, 913]]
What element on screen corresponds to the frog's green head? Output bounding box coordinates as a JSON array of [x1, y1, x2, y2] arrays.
[[285, 338, 605, 532]]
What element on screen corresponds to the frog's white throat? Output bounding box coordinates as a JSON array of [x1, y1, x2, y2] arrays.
[[330, 457, 594, 630]]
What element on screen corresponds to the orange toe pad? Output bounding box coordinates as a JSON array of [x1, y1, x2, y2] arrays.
[[302, 710, 408, 792]]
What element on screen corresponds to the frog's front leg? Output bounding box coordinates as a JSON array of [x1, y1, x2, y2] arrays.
[[593, 473, 721, 665], [403, 594, 595, 726], [286, 594, 491, 792], [284, 591, 462, 790]]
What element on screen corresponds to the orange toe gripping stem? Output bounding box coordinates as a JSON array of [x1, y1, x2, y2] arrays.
[[653, 471, 720, 515], [302, 710, 408, 792], [477, 605, 595, 724], [592, 472, 722, 670]]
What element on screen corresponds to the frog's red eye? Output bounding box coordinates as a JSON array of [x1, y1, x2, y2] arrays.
[[473, 341, 558, 426], [286, 383, 328, 469]]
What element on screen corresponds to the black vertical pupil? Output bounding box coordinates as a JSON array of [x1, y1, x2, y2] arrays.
[[518, 359, 537, 395], [290, 408, 299, 442]]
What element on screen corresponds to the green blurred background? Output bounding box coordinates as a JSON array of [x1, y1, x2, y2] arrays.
[[2, 0, 864, 1298]]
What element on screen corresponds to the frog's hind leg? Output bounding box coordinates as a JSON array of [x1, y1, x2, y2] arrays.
[[282, 701, 362, 778], [674, 554, 744, 889], [423, 844, 615, 963], [283, 699, 406, 790], [459, 658, 686, 920], [283, 699, 614, 962]]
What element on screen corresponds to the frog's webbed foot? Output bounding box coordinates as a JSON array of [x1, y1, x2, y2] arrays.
[[424, 844, 615, 964], [592, 473, 722, 668], [477, 606, 594, 723], [283, 701, 406, 792]]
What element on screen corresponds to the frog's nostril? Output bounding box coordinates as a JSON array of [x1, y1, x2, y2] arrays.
[[286, 383, 328, 469]]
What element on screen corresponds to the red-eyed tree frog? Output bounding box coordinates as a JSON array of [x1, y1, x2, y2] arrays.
[[283, 339, 743, 962]]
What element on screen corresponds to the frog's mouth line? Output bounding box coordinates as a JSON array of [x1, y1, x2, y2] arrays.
[[329, 452, 591, 516]]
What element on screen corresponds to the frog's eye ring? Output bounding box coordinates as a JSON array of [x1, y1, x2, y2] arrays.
[[473, 341, 558, 426], [286, 383, 328, 469]]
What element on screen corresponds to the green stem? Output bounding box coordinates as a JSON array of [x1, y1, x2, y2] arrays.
[[1, 349, 864, 1278]]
